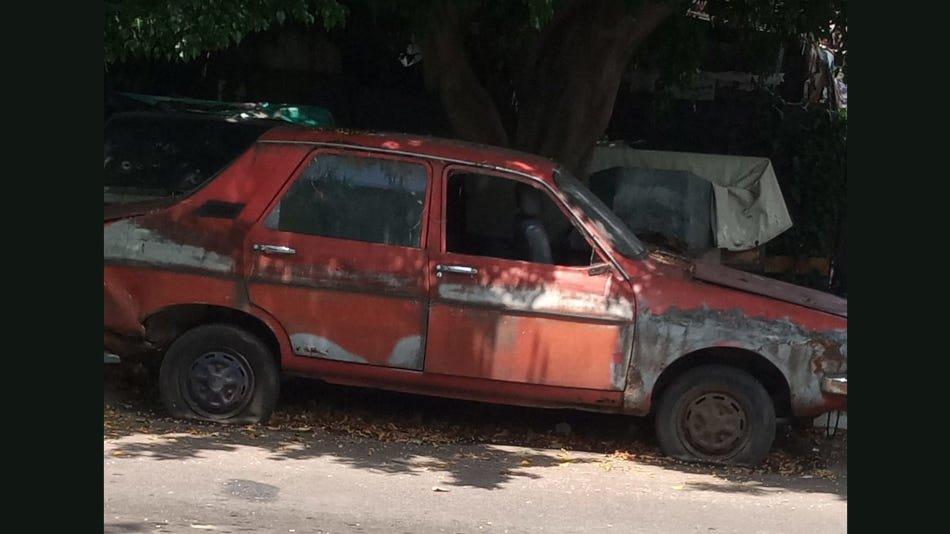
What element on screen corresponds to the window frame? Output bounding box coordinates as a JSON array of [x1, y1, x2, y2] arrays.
[[261, 148, 434, 250], [439, 164, 610, 267]]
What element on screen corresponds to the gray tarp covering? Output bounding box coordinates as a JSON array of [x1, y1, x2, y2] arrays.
[[589, 167, 715, 254], [586, 146, 792, 251]]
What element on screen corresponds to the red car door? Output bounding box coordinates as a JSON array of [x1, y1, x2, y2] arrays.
[[424, 166, 635, 391], [244, 148, 433, 372]]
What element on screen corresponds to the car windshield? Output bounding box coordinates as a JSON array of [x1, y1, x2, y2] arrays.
[[554, 169, 647, 260], [104, 113, 274, 204]]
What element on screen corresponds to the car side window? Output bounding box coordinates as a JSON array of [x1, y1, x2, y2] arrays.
[[265, 154, 428, 247], [445, 171, 593, 266]]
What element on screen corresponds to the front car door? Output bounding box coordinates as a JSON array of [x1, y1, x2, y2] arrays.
[[244, 148, 432, 372], [424, 166, 636, 392]]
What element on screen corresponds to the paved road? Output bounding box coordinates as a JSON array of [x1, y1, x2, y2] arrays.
[[104, 367, 846, 533], [105, 426, 846, 533]]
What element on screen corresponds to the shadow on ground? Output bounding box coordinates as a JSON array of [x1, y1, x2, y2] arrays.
[[104, 363, 846, 499]]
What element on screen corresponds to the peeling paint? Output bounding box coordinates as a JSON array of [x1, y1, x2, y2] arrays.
[[290, 334, 368, 363], [255, 263, 418, 293], [624, 306, 847, 416], [104, 220, 234, 273], [611, 327, 634, 390], [291, 333, 425, 370], [387, 335, 424, 370], [437, 283, 633, 320]]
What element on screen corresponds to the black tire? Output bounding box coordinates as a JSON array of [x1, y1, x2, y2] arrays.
[[159, 324, 279, 424], [654, 365, 775, 466]]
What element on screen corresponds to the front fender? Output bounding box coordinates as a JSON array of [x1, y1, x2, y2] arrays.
[[623, 306, 847, 416]]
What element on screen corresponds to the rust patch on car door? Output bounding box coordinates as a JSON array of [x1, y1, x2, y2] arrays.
[[426, 301, 630, 389]]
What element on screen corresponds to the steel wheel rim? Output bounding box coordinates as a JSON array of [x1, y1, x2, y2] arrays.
[[184, 351, 254, 418], [681, 391, 750, 458]]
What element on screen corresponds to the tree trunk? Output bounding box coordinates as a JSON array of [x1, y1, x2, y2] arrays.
[[421, 0, 510, 148], [422, 0, 673, 178], [515, 0, 673, 177]]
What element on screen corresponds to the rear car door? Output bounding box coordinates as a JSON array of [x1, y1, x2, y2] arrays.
[[244, 148, 432, 370]]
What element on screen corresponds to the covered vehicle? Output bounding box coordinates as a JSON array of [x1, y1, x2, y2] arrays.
[[104, 124, 847, 466], [586, 145, 793, 255]]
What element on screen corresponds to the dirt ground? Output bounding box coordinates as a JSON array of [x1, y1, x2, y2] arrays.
[[104, 362, 847, 482]]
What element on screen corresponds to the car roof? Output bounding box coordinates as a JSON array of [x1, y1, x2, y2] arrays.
[[258, 125, 560, 181]]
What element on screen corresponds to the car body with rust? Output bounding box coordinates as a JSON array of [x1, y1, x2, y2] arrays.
[[104, 115, 847, 466]]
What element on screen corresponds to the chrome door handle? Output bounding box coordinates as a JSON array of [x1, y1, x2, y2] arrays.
[[435, 264, 478, 277], [252, 244, 296, 255]]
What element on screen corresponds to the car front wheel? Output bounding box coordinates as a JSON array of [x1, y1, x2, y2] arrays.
[[654, 365, 775, 466], [159, 324, 279, 424]]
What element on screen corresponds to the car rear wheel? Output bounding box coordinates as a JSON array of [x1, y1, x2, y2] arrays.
[[159, 324, 279, 424], [654, 365, 775, 466]]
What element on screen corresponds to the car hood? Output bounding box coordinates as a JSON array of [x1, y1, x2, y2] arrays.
[[641, 249, 847, 318], [691, 261, 846, 318]]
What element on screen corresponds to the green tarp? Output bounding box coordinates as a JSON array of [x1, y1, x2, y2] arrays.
[[117, 92, 334, 128]]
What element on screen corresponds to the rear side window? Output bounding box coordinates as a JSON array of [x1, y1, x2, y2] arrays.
[[264, 154, 428, 248], [103, 113, 272, 203]]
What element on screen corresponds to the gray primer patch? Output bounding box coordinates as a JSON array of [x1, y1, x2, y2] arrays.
[[222, 479, 279, 502], [611, 326, 635, 390], [291, 333, 424, 370], [387, 335, 423, 370], [265, 265, 416, 292], [437, 283, 633, 320], [104, 219, 234, 273], [290, 334, 367, 363]]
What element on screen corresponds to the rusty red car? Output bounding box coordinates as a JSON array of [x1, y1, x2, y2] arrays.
[[104, 115, 847, 466]]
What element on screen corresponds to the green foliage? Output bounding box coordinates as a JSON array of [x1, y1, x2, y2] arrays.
[[104, 0, 349, 65], [642, 12, 711, 92], [705, 0, 846, 38], [638, 0, 844, 115], [106, 0, 844, 73], [523, 0, 555, 30], [775, 107, 847, 258]]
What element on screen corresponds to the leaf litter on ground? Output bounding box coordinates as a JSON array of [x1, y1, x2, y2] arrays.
[[104, 363, 845, 479]]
